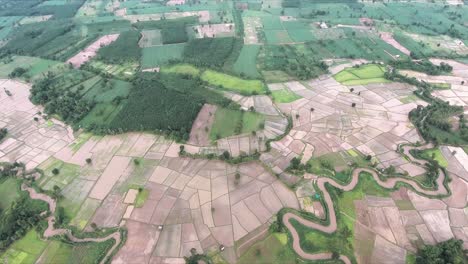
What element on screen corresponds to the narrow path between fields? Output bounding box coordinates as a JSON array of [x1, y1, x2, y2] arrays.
[[282, 143, 449, 263]]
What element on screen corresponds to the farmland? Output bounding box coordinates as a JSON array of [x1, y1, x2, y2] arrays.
[[209, 108, 265, 140], [0, 0, 468, 264], [201, 70, 266, 95], [334, 64, 389, 85]]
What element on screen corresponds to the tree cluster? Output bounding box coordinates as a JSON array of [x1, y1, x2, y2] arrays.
[[416, 239, 467, 264], [391, 59, 452, 75]]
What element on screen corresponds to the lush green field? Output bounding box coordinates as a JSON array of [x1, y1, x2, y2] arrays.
[[238, 233, 302, 264], [0, 177, 21, 210], [160, 63, 200, 76], [210, 108, 265, 140], [0, 56, 67, 81], [271, 89, 302, 103], [135, 188, 150, 208], [334, 64, 389, 85], [141, 44, 186, 68], [289, 172, 390, 263], [1, 230, 48, 264], [201, 70, 266, 95], [419, 148, 449, 168], [233, 45, 261, 78], [37, 158, 81, 191]]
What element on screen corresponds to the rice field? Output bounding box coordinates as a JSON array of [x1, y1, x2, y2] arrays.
[[334, 64, 390, 86], [160, 63, 200, 76], [209, 108, 265, 140], [271, 89, 301, 103], [201, 70, 266, 95], [141, 44, 186, 68], [233, 45, 261, 78]]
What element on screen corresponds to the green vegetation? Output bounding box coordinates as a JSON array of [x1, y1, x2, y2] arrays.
[[418, 148, 449, 168], [1, 229, 48, 264], [0, 128, 7, 142], [390, 59, 453, 75], [97, 30, 141, 64], [415, 239, 467, 264], [161, 25, 188, 44], [183, 37, 239, 68], [334, 64, 389, 86], [410, 99, 466, 145], [201, 70, 266, 95], [0, 164, 48, 251], [160, 64, 200, 76], [260, 45, 328, 80], [238, 233, 308, 264], [106, 73, 203, 140], [30, 72, 94, 124], [0, 20, 97, 61], [135, 188, 149, 208], [210, 108, 265, 140], [271, 89, 301, 103], [141, 44, 186, 68], [233, 45, 261, 78]]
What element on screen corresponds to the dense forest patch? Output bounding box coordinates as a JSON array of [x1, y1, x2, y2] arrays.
[[96, 30, 141, 64], [183, 37, 238, 67], [107, 73, 204, 140]]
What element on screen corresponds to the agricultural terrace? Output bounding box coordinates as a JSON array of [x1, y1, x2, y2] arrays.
[[333, 64, 389, 86]]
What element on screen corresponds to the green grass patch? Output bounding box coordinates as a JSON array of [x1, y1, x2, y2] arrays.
[[69, 198, 101, 230], [160, 63, 200, 76], [135, 189, 150, 208], [141, 44, 186, 68], [419, 148, 449, 168], [431, 83, 451, 90], [0, 177, 21, 210], [0, 56, 67, 81], [1, 229, 48, 264], [201, 70, 266, 95], [334, 64, 389, 86], [37, 158, 81, 191], [233, 45, 261, 78], [271, 89, 301, 103], [238, 233, 300, 264], [210, 108, 265, 140]]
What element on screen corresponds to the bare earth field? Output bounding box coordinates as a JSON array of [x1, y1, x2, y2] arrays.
[[188, 104, 217, 146], [380, 32, 411, 56], [66, 34, 120, 68]]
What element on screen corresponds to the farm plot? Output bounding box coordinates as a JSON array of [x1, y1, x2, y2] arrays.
[[138, 29, 162, 47], [160, 63, 200, 76], [87, 60, 137, 79], [233, 45, 261, 78], [67, 34, 120, 68], [1, 230, 49, 264], [209, 108, 265, 140], [243, 16, 262, 44], [201, 70, 266, 95], [141, 44, 186, 68], [334, 64, 389, 86], [192, 23, 235, 38], [0, 56, 67, 81], [264, 30, 293, 44], [18, 15, 53, 24]]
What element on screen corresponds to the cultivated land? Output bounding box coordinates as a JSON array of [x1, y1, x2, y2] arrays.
[[1, 0, 468, 263]]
